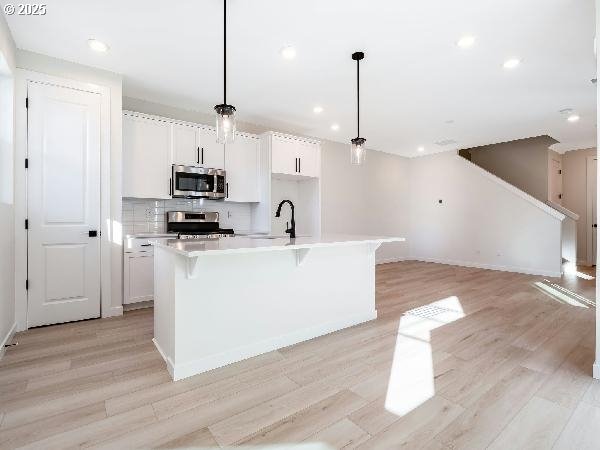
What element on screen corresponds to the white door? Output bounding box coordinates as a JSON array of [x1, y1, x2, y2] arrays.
[[225, 134, 260, 202], [548, 158, 563, 204], [198, 127, 225, 169], [122, 114, 172, 199], [27, 82, 101, 327], [172, 123, 199, 166]]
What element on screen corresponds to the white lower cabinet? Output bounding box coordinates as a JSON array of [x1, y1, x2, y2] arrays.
[[124, 250, 154, 304]]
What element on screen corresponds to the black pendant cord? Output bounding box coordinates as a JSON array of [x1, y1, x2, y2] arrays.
[[356, 57, 360, 137], [223, 0, 227, 105]]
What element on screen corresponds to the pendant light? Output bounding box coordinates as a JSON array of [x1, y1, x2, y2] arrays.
[[350, 51, 366, 165], [214, 0, 236, 143]]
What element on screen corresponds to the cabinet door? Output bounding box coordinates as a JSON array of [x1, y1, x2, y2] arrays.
[[173, 123, 199, 166], [225, 134, 260, 202], [271, 135, 298, 176], [297, 141, 320, 178], [198, 127, 225, 169], [124, 253, 154, 304], [123, 114, 172, 199]]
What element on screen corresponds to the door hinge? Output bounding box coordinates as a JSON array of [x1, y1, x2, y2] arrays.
[[24, 219, 28, 229], [25, 97, 28, 109], [558, 169, 562, 175], [24, 158, 28, 169], [558, 194, 562, 199], [25, 279, 28, 290]]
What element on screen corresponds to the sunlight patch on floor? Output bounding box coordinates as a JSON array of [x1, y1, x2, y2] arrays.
[[385, 296, 465, 417], [533, 280, 595, 308], [563, 263, 595, 280]]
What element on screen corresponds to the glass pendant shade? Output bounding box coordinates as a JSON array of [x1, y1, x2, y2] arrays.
[[350, 137, 366, 165], [214, 104, 236, 144]]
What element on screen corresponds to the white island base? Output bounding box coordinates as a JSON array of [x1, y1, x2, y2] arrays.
[[152, 235, 404, 381]]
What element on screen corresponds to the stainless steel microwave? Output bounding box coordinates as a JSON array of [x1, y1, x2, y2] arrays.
[[171, 165, 226, 199]]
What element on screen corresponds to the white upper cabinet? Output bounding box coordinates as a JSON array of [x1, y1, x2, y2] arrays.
[[197, 127, 225, 169], [271, 135, 298, 176], [296, 140, 320, 178], [270, 133, 320, 178], [123, 111, 261, 202], [225, 133, 260, 202], [173, 124, 225, 169], [123, 113, 172, 199], [172, 123, 198, 166]]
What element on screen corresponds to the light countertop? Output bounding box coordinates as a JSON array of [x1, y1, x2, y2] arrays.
[[152, 234, 405, 257]]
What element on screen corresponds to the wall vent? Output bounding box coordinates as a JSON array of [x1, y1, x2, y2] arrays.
[[434, 139, 458, 147]]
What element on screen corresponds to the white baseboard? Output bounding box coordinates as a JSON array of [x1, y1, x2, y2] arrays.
[[410, 256, 562, 278], [376, 257, 407, 265], [594, 362, 600, 380], [152, 338, 175, 379], [157, 310, 377, 381], [102, 305, 123, 318], [0, 322, 17, 361]]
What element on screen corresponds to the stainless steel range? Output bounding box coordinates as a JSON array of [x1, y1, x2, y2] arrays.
[[166, 211, 234, 239]]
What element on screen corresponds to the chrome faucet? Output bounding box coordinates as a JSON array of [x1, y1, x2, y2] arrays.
[[275, 199, 296, 239]]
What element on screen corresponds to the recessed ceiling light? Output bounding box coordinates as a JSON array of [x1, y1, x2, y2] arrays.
[[280, 46, 296, 60], [503, 58, 521, 69], [313, 106, 323, 114], [87, 38, 109, 53], [456, 35, 476, 49], [417, 146, 425, 153], [567, 114, 580, 123], [330, 123, 340, 131]]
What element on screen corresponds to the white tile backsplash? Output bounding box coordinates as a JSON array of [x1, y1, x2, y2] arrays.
[[122, 198, 253, 235]]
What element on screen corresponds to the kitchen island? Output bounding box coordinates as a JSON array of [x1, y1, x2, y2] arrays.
[[152, 235, 405, 380]]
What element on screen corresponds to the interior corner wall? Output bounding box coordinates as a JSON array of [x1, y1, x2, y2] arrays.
[[465, 136, 555, 202], [16, 50, 124, 316], [408, 152, 562, 276], [562, 147, 597, 263], [0, 12, 16, 353], [320, 140, 410, 263]]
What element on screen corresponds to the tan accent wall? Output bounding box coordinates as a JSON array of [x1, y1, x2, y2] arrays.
[[562, 147, 597, 263], [463, 136, 558, 202]]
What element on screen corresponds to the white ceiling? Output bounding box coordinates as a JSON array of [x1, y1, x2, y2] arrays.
[[5, 0, 597, 156]]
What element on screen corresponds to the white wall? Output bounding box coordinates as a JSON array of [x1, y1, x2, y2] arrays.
[[0, 13, 16, 353], [594, 0, 599, 381], [409, 152, 564, 276], [15, 50, 124, 319], [320, 140, 410, 263]]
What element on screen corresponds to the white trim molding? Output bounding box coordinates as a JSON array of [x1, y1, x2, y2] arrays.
[[15, 69, 114, 330], [410, 257, 562, 278], [0, 322, 16, 360]]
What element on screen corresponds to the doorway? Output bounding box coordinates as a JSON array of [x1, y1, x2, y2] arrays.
[[548, 156, 563, 205], [587, 156, 597, 266], [26, 81, 102, 327]]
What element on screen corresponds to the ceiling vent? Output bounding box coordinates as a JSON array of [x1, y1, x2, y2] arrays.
[[435, 139, 458, 147]]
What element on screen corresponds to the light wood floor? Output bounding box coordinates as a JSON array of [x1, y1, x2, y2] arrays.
[[0, 261, 597, 449]]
